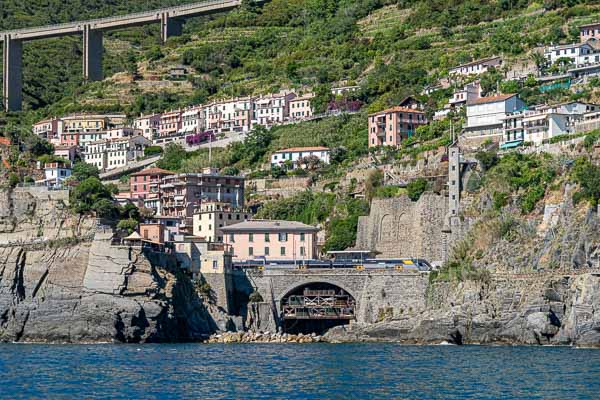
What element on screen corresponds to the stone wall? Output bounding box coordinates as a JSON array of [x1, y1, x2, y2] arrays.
[[242, 268, 429, 327], [355, 193, 449, 264]]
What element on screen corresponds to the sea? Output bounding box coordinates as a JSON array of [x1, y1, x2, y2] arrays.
[[0, 343, 598, 399]]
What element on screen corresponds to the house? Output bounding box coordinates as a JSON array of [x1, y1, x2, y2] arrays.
[[32, 117, 62, 141], [61, 113, 127, 133], [398, 96, 425, 111], [449, 81, 482, 107], [255, 92, 296, 127], [143, 216, 183, 242], [465, 94, 525, 139], [172, 235, 233, 285], [368, 106, 428, 148], [221, 220, 319, 262], [54, 145, 77, 163], [134, 113, 162, 140], [500, 101, 596, 148], [204, 97, 254, 134], [449, 56, 502, 77], [39, 161, 72, 188], [544, 42, 600, 67], [139, 223, 165, 244], [331, 85, 360, 96], [270, 147, 330, 169], [169, 65, 188, 79], [179, 106, 206, 136], [82, 135, 150, 171], [160, 168, 245, 229], [159, 110, 182, 137], [580, 22, 600, 42], [130, 167, 174, 214], [289, 94, 315, 120], [192, 201, 251, 242]]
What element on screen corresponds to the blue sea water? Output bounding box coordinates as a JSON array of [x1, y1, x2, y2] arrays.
[[0, 343, 598, 399]]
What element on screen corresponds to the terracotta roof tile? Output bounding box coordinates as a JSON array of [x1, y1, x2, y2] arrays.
[[131, 167, 175, 176]]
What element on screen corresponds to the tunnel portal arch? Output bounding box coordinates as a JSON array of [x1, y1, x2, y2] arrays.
[[279, 281, 357, 335]]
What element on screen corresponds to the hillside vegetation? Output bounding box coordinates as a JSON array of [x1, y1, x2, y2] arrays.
[[2, 0, 600, 128]]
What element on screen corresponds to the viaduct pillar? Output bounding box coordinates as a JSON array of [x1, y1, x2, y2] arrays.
[[83, 25, 103, 82], [160, 13, 183, 43], [2, 35, 23, 112]]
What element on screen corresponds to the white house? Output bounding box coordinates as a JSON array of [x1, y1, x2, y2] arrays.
[[544, 42, 600, 67], [134, 113, 162, 140], [449, 56, 502, 77], [255, 92, 296, 127], [83, 136, 150, 171], [270, 147, 330, 169], [179, 106, 206, 135], [500, 101, 597, 148], [40, 162, 72, 188], [465, 94, 525, 138]]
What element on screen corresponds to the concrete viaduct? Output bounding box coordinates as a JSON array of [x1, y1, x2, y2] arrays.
[[1, 0, 265, 112]]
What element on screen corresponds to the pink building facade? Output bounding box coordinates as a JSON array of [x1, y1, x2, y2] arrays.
[[221, 220, 319, 262], [159, 110, 182, 137], [580, 23, 600, 42], [368, 107, 428, 148]]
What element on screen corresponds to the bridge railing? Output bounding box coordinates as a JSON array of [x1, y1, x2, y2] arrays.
[[0, 0, 244, 37]]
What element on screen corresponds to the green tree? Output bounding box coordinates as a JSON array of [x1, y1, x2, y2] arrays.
[[117, 218, 138, 233], [157, 143, 188, 171], [72, 162, 100, 181], [70, 177, 113, 214]]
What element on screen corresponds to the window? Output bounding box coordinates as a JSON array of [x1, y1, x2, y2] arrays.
[[300, 233, 305, 242], [280, 247, 286, 256], [300, 247, 305, 256], [265, 233, 270, 242], [249, 247, 253, 256], [212, 260, 218, 270], [249, 233, 254, 242], [278, 233, 288, 242], [264, 247, 270, 256], [229, 234, 235, 242]]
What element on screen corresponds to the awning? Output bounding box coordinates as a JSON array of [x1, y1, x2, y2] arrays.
[[500, 140, 523, 149]]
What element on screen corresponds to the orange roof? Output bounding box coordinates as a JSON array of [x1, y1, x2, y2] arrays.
[[468, 94, 516, 105], [0, 137, 11, 146], [131, 167, 175, 177], [274, 146, 329, 153], [369, 106, 425, 116], [2, 159, 10, 169]]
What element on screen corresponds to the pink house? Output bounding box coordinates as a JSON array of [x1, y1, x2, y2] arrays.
[[221, 220, 319, 262], [159, 110, 182, 137], [130, 167, 174, 200], [368, 106, 428, 148], [580, 23, 600, 42]]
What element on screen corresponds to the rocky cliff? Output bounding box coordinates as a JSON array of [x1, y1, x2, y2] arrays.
[[326, 184, 600, 347], [0, 187, 221, 343]]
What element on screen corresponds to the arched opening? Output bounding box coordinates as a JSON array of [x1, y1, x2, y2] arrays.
[[280, 282, 356, 335]]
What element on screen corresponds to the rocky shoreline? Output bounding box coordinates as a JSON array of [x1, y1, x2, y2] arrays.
[[204, 331, 324, 344]]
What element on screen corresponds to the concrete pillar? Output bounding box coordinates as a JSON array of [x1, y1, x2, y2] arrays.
[[83, 25, 103, 81], [160, 13, 183, 43], [2, 35, 23, 112]]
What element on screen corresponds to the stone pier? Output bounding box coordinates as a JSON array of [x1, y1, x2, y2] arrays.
[[2, 35, 23, 112], [83, 26, 103, 82]]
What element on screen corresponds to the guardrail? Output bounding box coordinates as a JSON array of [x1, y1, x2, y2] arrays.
[[0, 0, 256, 38]]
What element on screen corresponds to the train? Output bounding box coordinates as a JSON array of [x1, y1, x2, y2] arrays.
[[232, 257, 432, 272]]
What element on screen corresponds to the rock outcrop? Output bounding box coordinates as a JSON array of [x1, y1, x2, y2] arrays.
[[0, 187, 220, 343], [325, 273, 600, 346]]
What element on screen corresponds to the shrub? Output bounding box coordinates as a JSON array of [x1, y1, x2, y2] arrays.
[[249, 291, 263, 303], [407, 178, 428, 201], [117, 218, 138, 233], [492, 191, 509, 211]]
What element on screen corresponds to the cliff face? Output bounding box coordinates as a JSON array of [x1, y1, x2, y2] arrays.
[[325, 272, 600, 347], [0, 188, 220, 343], [326, 187, 600, 346]]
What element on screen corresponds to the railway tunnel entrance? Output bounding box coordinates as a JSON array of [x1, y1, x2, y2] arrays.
[[280, 282, 356, 335]]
